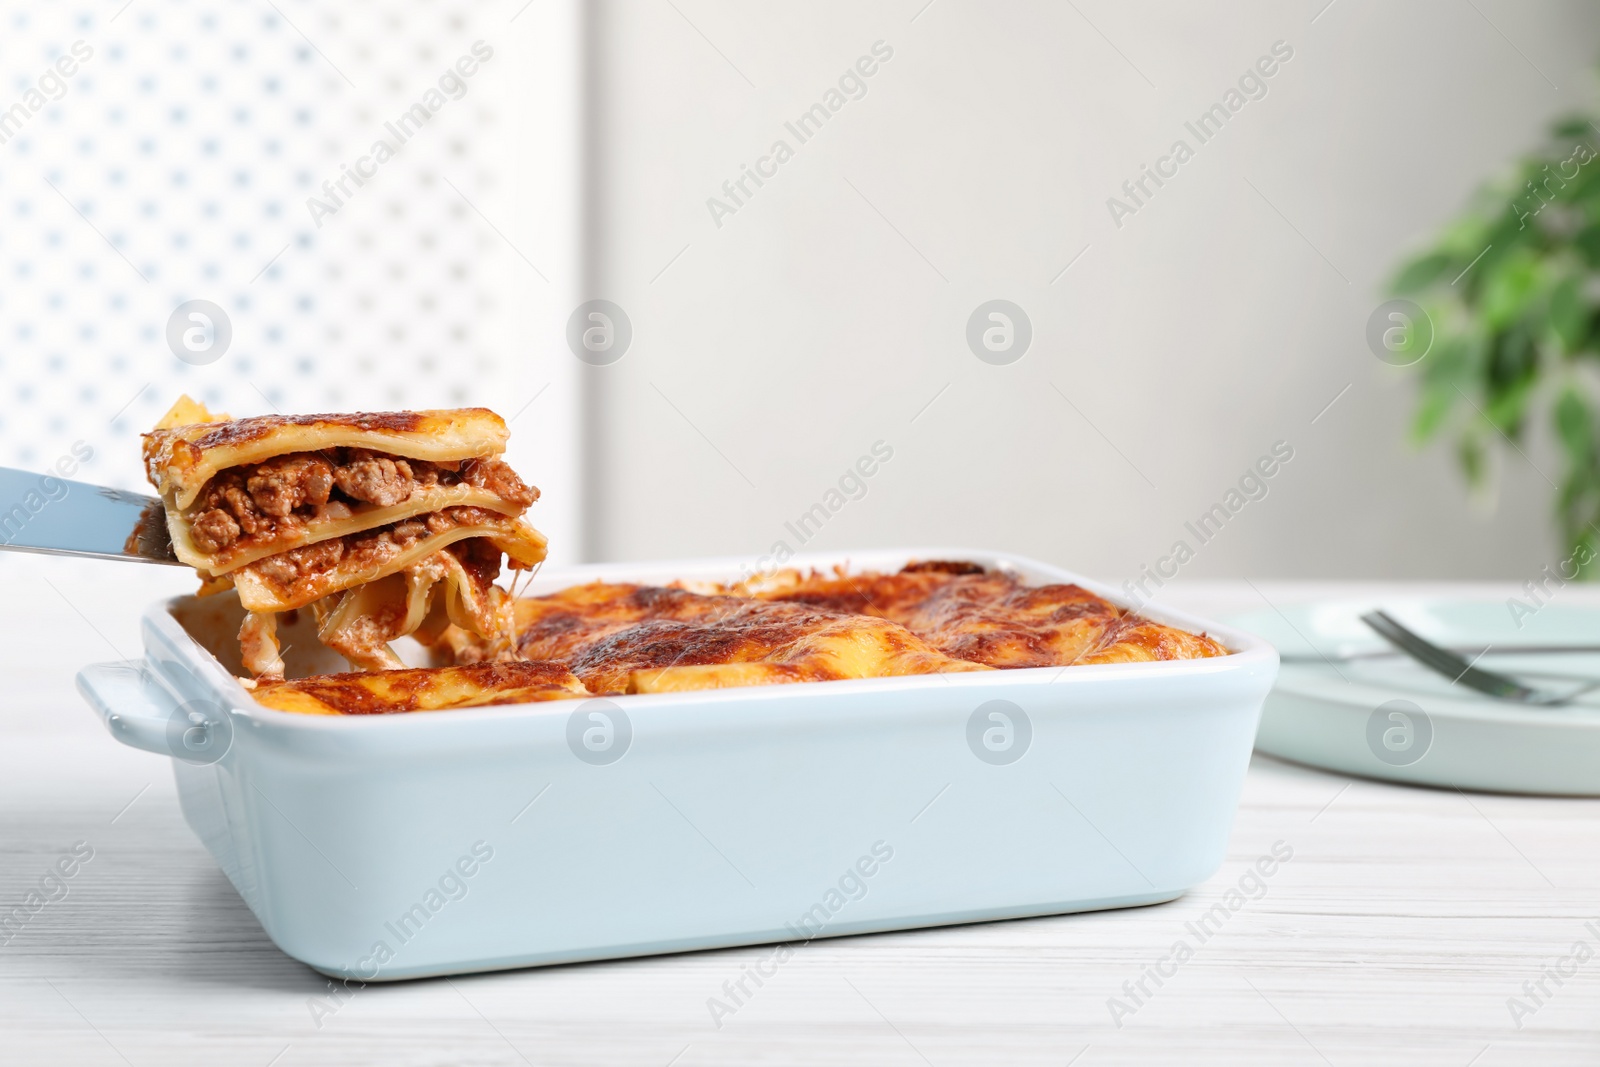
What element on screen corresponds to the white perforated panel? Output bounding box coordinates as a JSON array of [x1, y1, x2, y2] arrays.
[[0, 0, 581, 560]]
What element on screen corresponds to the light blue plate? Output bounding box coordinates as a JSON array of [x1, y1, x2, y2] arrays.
[[1227, 598, 1600, 795]]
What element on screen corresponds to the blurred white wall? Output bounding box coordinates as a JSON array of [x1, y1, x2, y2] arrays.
[[578, 0, 1600, 585], [6, 0, 1600, 586]]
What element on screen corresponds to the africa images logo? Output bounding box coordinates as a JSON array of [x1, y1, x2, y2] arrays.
[[966, 300, 1032, 365], [166, 300, 233, 366], [306, 42, 495, 228], [966, 699, 1031, 765], [566, 300, 632, 366], [566, 699, 631, 766], [1105, 40, 1295, 229], [1366, 699, 1432, 767], [705, 41, 895, 228]]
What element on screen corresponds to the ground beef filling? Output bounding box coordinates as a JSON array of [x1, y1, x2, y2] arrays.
[[185, 450, 536, 554], [246, 506, 507, 593]]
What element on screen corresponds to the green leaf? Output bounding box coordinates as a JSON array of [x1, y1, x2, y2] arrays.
[[1550, 276, 1588, 351], [1478, 252, 1542, 330], [1485, 373, 1536, 434], [1485, 325, 1540, 405], [1391, 251, 1455, 294], [1556, 385, 1593, 468], [1411, 386, 1456, 444], [1576, 223, 1600, 267], [1412, 336, 1480, 446], [1566, 159, 1600, 208], [1553, 116, 1593, 139], [1559, 475, 1600, 552], [1457, 433, 1488, 488]]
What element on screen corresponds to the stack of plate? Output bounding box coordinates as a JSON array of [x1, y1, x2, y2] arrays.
[[1227, 599, 1600, 795]]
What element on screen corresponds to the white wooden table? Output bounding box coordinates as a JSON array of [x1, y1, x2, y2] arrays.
[[3, 561, 1598, 1065]]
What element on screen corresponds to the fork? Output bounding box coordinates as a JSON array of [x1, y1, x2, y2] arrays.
[[1360, 610, 1600, 707]]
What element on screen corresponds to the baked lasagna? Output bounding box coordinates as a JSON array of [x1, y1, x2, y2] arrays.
[[473, 561, 1226, 697], [144, 396, 546, 678], [142, 400, 1228, 713], [253, 560, 1222, 710]]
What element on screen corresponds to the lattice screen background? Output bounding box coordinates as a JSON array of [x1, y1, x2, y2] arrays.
[[0, 0, 580, 558]]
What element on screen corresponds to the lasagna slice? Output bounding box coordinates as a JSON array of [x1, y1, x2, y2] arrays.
[[711, 561, 1229, 667], [510, 581, 990, 695], [144, 396, 536, 575], [144, 397, 546, 679]]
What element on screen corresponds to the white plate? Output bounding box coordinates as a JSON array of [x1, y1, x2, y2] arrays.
[[1226, 598, 1600, 796]]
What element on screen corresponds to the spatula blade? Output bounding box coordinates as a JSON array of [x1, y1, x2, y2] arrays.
[[0, 467, 182, 565]]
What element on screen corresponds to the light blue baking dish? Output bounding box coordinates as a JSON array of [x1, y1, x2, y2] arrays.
[[75, 548, 1278, 980]]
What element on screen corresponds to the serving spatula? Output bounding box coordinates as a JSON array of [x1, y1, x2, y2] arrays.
[[0, 466, 181, 565]]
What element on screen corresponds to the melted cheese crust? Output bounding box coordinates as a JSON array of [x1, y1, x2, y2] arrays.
[[512, 582, 987, 695], [251, 661, 586, 715], [719, 561, 1230, 666], [244, 563, 1227, 713]]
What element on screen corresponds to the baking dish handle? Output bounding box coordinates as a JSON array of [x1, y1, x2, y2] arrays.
[[76, 660, 235, 763]]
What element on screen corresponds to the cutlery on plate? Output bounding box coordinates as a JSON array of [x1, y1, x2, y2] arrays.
[[0, 467, 180, 565], [1279, 643, 1600, 663], [1358, 609, 1600, 707]]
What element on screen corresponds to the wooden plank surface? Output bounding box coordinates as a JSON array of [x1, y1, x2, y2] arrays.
[[2, 559, 1597, 1065]]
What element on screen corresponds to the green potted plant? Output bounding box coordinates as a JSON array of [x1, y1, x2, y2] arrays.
[[1391, 113, 1600, 573]]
